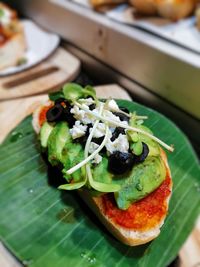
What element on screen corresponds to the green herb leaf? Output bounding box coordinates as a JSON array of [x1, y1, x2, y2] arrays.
[[58, 180, 86, 190], [83, 85, 97, 100], [131, 140, 143, 155], [89, 178, 121, 193], [127, 131, 139, 142], [63, 83, 84, 102], [48, 91, 64, 101], [63, 83, 97, 102]]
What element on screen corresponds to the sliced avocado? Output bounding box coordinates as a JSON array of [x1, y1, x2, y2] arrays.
[[61, 142, 85, 183], [129, 120, 160, 157], [114, 156, 166, 210], [92, 157, 113, 184], [40, 122, 54, 148], [48, 122, 71, 166]]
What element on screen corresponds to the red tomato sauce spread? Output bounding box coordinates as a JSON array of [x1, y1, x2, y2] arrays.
[[102, 174, 171, 231], [0, 26, 10, 47], [39, 104, 53, 126]]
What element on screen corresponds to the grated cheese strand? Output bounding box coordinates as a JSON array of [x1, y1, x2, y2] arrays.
[[75, 101, 174, 152], [66, 104, 109, 175], [84, 103, 104, 158]]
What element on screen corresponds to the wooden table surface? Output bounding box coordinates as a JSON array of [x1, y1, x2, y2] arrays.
[[0, 84, 199, 267]]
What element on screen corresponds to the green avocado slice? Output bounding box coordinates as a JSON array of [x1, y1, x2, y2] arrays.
[[40, 122, 54, 148], [61, 142, 85, 183], [114, 156, 166, 210], [47, 122, 71, 166]]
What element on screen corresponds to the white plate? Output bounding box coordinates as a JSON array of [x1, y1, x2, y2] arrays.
[[0, 19, 60, 76]]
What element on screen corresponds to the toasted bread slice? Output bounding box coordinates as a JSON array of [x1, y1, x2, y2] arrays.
[[78, 149, 172, 246], [0, 3, 26, 70], [0, 22, 26, 70]]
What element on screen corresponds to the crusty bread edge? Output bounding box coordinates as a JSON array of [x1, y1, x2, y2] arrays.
[[78, 149, 172, 246]]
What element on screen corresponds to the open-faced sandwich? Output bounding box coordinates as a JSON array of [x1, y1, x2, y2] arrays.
[[0, 2, 26, 70], [32, 83, 174, 246]]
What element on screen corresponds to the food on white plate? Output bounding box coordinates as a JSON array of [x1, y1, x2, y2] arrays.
[[32, 83, 174, 246], [0, 2, 26, 70], [130, 0, 197, 20]]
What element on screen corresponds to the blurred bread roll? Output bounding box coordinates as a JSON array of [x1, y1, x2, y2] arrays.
[[156, 0, 197, 20], [196, 4, 200, 30], [130, 0, 157, 15], [130, 0, 197, 20]]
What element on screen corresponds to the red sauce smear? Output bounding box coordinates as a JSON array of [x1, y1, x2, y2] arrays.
[[0, 27, 9, 46], [39, 104, 53, 127], [102, 174, 172, 231]]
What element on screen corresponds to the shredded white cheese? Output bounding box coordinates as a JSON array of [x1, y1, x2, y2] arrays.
[[92, 154, 102, 164], [69, 121, 87, 139], [90, 122, 106, 138], [106, 134, 129, 154], [74, 101, 174, 152], [107, 99, 119, 112], [78, 98, 95, 106], [103, 110, 121, 122], [88, 142, 99, 154], [70, 103, 95, 125]]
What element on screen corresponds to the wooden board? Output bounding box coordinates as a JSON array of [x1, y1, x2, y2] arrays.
[[0, 47, 80, 100], [0, 84, 199, 267]]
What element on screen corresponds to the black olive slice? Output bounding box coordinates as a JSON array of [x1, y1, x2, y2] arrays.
[[89, 104, 96, 110], [46, 104, 64, 122], [62, 105, 76, 127], [92, 136, 104, 145], [113, 112, 129, 122], [85, 124, 93, 137], [119, 107, 129, 113], [134, 143, 149, 164], [108, 151, 134, 175], [54, 98, 66, 104], [111, 127, 125, 142]]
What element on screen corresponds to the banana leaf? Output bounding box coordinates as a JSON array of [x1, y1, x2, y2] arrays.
[[0, 100, 199, 267]]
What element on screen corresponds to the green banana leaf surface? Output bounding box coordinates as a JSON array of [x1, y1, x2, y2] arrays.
[[0, 100, 199, 267]]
